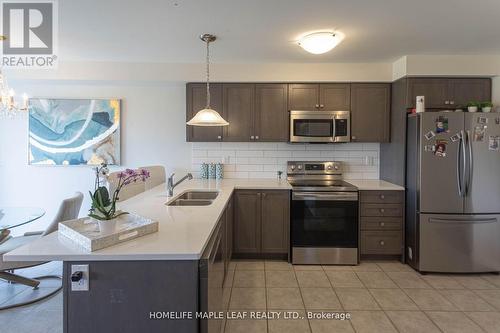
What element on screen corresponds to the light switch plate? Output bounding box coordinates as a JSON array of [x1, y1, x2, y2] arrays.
[[71, 264, 89, 291]]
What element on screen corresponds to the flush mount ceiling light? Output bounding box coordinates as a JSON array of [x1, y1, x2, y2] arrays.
[[298, 31, 344, 55], [187, 34, 229, 127]]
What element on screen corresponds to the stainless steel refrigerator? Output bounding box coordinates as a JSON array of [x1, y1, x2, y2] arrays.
[[406, 111, 500, 273]]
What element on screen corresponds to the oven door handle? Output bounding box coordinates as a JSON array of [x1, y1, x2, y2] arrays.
[[292, 191, 358, 201]]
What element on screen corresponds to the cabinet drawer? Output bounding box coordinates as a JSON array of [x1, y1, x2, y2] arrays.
[[360, 217, 402, 230], [360, 231, 402, 255], [360, 191, 403, 204], [360, 204, 403, 217]]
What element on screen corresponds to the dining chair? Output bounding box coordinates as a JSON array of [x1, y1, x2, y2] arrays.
[[139, 165, 166, 190], [0, 192, 83, 309], [107, 169, 146, 201]]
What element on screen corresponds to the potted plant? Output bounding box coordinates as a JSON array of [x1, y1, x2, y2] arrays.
[[89, 164, 150, 234], [481, 101, 493, 113], [466, 101, 480, 113]]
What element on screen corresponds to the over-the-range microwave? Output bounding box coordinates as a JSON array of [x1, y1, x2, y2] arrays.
[[289, 110, 351, 143]]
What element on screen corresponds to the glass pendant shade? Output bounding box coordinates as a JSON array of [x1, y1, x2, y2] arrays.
[[187, 108, 229, 126], [187, 34, 229, 127]]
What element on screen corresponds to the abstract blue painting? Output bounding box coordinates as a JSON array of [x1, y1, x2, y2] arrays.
[[28, 98, 121, 166]]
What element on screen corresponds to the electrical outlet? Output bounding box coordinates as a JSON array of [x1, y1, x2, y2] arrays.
[[71, 264, 89, 291]]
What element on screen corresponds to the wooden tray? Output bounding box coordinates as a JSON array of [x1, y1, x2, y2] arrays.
[[58, 214, 158, 252]]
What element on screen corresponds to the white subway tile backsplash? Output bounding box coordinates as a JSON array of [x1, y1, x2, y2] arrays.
[[192, 142, 380, 180], [192, 150, 208, 157], [236, 164, 264, 172], [291, 151, 322, 158], [235, 150, 264, 157], [264, 150, 292, 158]]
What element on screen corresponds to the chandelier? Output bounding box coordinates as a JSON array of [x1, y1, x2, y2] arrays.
[[0, 36, 28, 118]]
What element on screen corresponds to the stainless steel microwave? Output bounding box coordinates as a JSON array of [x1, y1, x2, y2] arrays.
[[289, 110, 351, 143]]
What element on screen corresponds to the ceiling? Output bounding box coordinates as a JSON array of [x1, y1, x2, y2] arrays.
[[60, 0, 500, 63]]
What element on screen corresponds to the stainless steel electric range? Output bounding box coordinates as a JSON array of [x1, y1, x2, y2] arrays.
[[288, 161, 359, 265]]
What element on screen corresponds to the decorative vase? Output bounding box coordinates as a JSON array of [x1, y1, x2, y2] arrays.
[[97, 218, 117, 234], [200, 163, 209, 179], [208, 163, 216, 179], [468, 106, 478, 113], [482, 106, 492, 113], [216, 163, 224, 179]]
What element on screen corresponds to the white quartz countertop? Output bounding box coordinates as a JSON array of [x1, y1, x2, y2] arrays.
[[347, 179, 405, 191], [4, 179, 291, 262], [5, 178, 403, 262]]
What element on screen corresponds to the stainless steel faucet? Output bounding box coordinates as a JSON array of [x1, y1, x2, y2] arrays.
[[167, 173, 193, 196]]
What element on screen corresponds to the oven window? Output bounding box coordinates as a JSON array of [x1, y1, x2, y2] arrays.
[[292, 199, 358, 247], [293, 119, 333, 137]]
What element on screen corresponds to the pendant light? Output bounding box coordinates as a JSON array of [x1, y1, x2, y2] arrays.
[[187, 34, 229, 126]]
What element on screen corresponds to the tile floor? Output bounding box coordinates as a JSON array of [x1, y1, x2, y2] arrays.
[[223, 260, 500, 333], [2, 260, 500, 332]]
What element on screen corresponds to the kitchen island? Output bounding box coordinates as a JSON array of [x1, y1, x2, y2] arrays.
[[5, 178, 402, 333]]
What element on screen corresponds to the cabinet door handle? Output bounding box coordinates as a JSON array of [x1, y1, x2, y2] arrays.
[[315, 104, 319, 108], [250, 136, 255, 140], [255, 136, 259, 140], [217, 135, 222, 140], [380, 194, 385, 200], [262, 193, 266, 198], [380, 208, 385, 213], [379, 240, 385, 246], [380, 222, 385, 227], [352, 136, 357, 141], [445, 101, 450, 105], [450, 101, 455, 105], [320, 104, 324, 108]]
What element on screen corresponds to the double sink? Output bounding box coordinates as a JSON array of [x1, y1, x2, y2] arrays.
[[167, 191, 219, 206]]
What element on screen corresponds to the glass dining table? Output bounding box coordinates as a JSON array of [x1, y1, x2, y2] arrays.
[[0, 207, 46, 231]]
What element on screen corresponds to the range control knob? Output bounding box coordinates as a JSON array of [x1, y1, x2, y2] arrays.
[[297, 165, 303, 170], [327, 165, 333, 170], [290, 165, 296, 171], [334, 165, 339, 170]]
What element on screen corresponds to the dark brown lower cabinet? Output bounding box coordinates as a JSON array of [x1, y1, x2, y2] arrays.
[[225, 196, 234, 268], [234, 190, 290, 258], [359, 190, 404, 261]]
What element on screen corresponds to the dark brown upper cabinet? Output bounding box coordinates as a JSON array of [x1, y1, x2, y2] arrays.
[[407, 78, 448, 109], [223, 83, 255, 142], [320, 84, 351, 110], [407, 77, 491, 108], [288, 83, 350, 111], [255, 84, 288, 141], [350, 83, 391, 143], [447, 78, 492, 107], [186, 83, 223, 142], [288, 84, 320, 111]]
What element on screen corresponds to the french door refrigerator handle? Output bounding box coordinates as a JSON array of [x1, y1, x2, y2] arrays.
[[457, 131, 464, 197], [466, 130, 473, 195]]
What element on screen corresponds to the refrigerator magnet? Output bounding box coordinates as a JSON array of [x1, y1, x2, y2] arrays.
[[474, 126, 486, 142], [489, 136, 500, 151], [478, 116, 488, 125], [424, 131, 436, 140], [424, 145, 434, 152], [435, 116, 449, 133], [450, 133, 461, 142], [434, 139, 447, 157]]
